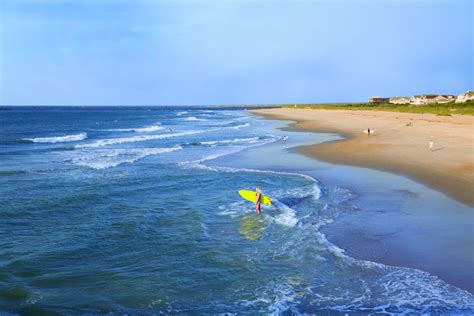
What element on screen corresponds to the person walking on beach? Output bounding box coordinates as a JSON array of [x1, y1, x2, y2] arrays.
[[255, 187, 262, 215], [367, 128, 371, 136], [429, 140, 434, 152]]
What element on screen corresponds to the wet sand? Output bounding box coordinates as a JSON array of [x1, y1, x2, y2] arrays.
[[250, 108, 474, 207]]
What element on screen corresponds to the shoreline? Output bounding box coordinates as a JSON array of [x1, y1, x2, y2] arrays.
[[210, 117, 473, 293], [250, 108, 474, 207]]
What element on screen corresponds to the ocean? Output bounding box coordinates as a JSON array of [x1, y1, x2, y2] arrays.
[[1, 106, 473, 314]]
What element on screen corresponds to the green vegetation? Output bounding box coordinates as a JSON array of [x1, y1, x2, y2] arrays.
[[281, 100, 474, 116]]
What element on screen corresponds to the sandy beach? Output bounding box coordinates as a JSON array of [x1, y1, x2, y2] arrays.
[[251, 108, 474, 207]]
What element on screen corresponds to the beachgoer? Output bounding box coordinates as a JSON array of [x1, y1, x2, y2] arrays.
[[429, 140, 434, 152], [367, 128, 371, 136], [255, 186, 262, 214], [283, 136, 288, 147]]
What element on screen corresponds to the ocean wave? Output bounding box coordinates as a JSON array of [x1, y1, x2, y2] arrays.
[[204, 120, 237, 126], [238, 212, 474, 314], [262, 195, 474, 314], [229, 123, 250, 130], [23, 132, 87, 143], [176, 111, 188, 116], [204, 117, 250, 127], [189, 137, 261, 147], [71, 146, 181, 169], [234, 116, 251, 121], [270, 201, 299, 227], [75, 130, 205, 149], [109, 123, 163, 133], [300, 249, 474, 313], [181, 136, 280, 166], [190, 164, 321, 200], [75, 124, 251, 149], [182, 116, 207, 121], [272, 183, 322, 203]]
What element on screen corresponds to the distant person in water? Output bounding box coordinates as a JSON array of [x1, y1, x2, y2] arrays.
[[255, 187, 262, 214], [429, 140, 434, 152], [283, 135, 289, 147]]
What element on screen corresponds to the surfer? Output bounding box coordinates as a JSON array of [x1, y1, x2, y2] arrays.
[[255, 187, 262, 214]]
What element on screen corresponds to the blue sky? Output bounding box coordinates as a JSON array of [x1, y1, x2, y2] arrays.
[[1, 0, 472, 105]]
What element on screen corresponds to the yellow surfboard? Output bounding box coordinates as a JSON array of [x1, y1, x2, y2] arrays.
[[238, 190, 272, 205]]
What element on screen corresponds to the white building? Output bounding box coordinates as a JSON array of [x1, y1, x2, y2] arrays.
[[455, 91, 474, 103], [410, 94, 455, 105], [389, 96, 410, 104]]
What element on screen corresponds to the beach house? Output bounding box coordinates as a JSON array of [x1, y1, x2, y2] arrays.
[[368, 96, 389, 104], [455, 91, 474, 103], [389, 96, 410, 104], [436, 95, 456, 103], [410, 94, 455, 105]]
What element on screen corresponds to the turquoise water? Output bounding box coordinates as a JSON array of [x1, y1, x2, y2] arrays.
[[0, 107, 473, 314]]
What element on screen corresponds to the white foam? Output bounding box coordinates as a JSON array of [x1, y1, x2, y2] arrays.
[[271, 201, 299, 227], [239, 281, 298, 314], [205, 120, 237, 126], [176, 111, 188, 116], [71, 146, 181, 169], [203, 120, 251, 128], [179, 136, 281, 169], [24, 132, 87, 143], [273, 183, 322, 202], [234, 116, 251, 121], [229, 123, 250, 130], [75, 130, 205, 149], [183, 116, 207, 121], [207, 166, 321, 199], [217, 201, 249, 218], [109, 123, 163, 133], [198, 137, 260, 146]]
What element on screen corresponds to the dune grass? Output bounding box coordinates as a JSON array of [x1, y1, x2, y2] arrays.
[[282, 100, 474, 116]]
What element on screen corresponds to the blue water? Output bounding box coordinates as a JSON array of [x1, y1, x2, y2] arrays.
[[1, 107, 473, 314]]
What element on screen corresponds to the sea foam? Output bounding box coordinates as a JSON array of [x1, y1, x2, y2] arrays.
[[23, 133, 87, 143], [109, 123, 163, 133], [75, 130, 205, 149], [197, 137, 261, 146], [71, 146, 182, 169], [183, 116, 207, 121]]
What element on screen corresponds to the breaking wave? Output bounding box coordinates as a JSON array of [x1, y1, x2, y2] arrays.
[[75, 130, 205, 149], [109, 123, 163, 133], [71, 146, 182, 169], [189, 137, 261, 147], [229, 123, 250, 130], [183, 116, 207, 121], [23, 133, 87, 144]]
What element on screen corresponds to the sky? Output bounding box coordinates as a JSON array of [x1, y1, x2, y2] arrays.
[[0, 0, 472, 105]]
